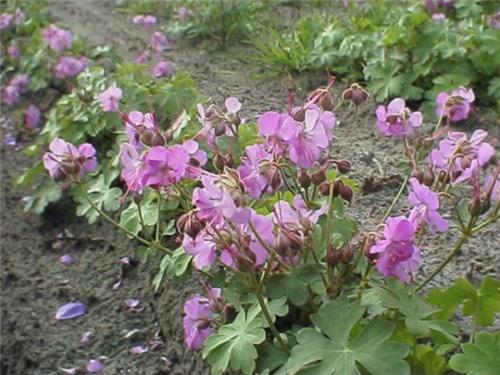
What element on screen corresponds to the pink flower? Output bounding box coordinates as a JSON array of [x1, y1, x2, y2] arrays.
[[134, 50, 149, 64], [182, 139, 207, 179], [238, 144, 274, 198], [120, 143, 146, 192], [408, 178, 449, 232], [25, 104, 41, 129], [183, 288, 221, 349], [432, 13, 446, 21], [219, 211, 273, 270], [429, 130, 495, 184], [7, 43, 19, 60], [2, 74, 29, 106], [177, 6, 189, 22], [369, 216, 420, 283], [42, 25, 73, 51], [274, 195, 328, 230], [142, 145, 190, 187], [281, 106, 335, 168], [151, 60, 173, 78], [11, 74, 30, 92], [435, 87, 475, 122], [183, 229, 216, 269], [132, 14, 157, 27], [54, 56, 88, 78], [150, 31, 168, 53], [0, 13, 13, 30], [376, 98, 422, 139], [43, 138, 97, 180], [98, 86, 122, 112]]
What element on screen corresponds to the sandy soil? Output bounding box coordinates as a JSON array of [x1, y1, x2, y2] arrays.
[[1, 0, 498, 374]]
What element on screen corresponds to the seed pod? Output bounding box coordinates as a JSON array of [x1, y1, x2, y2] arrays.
[[336, 160, 351, 174], [341, 244, 354, 264], [299, 170, 311, 189], [311, 170, 326, 186]]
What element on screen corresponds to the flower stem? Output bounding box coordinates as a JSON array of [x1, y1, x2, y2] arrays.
[[381, 174, 410, 222], [255, 291, 290, 355], [156, 189, 162, 243], [415, 217, 474, 292]]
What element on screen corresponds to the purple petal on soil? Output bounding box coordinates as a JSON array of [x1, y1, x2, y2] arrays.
[[149, 339, 164, 351], [118, 256, 130, 265], [59, 254, 75, 264], [3, 134, 16, 146], [59, 367, 81, 374], [124, 298, 140, 308], [86, 359, 103, 373], [55, 302, 86, 320], [130, 345, 148, 354], [80, 331, 92, 344], [112, 280, 122, 290]]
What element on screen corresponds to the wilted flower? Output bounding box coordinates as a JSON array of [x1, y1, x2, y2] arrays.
[[150, 31, 168, 53], [25, 105, 41, 129], [55, 301, 86, 320], [132, 14, 157, 27], [428, 129, 495, 184], [54, 56, 88, 78], [42, 25, 73, 51], [281, 106, 335, 168], [376, 98, 422, 139], [408, 178, 449, 232], [43, 138, 97, 180], [183, 288, 221, 349], [435, 87, 475, 122], [369, 216, 420, 283], [98, 85, 122, 112], [341, 83, 369, 105], [151, 60, 173, 78]]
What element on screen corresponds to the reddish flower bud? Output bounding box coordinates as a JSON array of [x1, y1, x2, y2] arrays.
[[177, 211, 205, 238], [319, 91, 333, 111], [336, 160, 351, 174], [413, 169, 424, 184], [311, 170, 326, 186], [340, 244, 354, 264], [337, 181, 353, 203], [299, 170, 311, 189], [326, 244, 341, 268], [422, 170, 435, 187]]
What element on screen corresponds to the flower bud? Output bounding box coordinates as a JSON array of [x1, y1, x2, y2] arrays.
[[413, 169, 424, 184], [342, 83, 368, 105], [319, 91, 333, 111], [223, 304, 236, 322], [311, 170, 326, 186], [271, 170, 282, 190], [326, 244, 341, 268], [336, 160, 351, 174], [337, 181, 353, 203], [340, 244, 353, 264], [468, 196, 483, 217], [363, 235, 377, 262], [214, 154, 226, 171], [299, 170, 311, 189], [177, 211, 205, 238], [422, 170, 435, 187], [292, 108, 305, 122], [438, 170, 450, 184], [151, 132, 166, 147], [319, 181, 333, 196]]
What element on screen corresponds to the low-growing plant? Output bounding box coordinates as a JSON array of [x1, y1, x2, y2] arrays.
[[252, 0, 500, 115], [41, 72, 500, 374]]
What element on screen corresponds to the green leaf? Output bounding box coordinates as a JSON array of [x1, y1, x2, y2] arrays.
[[374, 279, 458, 341], [120, 196, 158, 236], [408, 344, 448, 375], [152, 248, 192, 291], [23, 179, 62, 214], [265, 264, 323, 306], [202, 309, 266, 375], [283, 299, 410, 375], [428, 277, 500, 327], [449, 332, 500, 375], [256, 343, 288, 374]]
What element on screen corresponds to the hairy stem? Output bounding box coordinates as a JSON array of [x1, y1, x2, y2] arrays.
[[381, 174, 410, 222], [255, 290, 290, 355]]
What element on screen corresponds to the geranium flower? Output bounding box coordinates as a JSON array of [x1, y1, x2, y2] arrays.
[[120, 143, 146, 192], [132, 14, 157, 27], [0, 13, 13, 30], [151, 60, 173, 78], [98, 86, 122, 112], [42, 25, 73, 51], [183, 229, 216, 269], [484, 173, 499, 203], [369, 216, 420, 283], [376, 98, 422, 139], [25, 104, 41, 129], [7, 43, 19, 60], [238, 144, 274, 198], [150, 31, 168, 53], [435, 87, 475, 122], [281, 106, 335, 168], [428, 130, 495, 184], [134, 50, 149, 64], [274, 195, 328, 231], [54, 56, 88, 78], [43, 138, 97, 180], [182, 139, 207, 179], [183, 288, 221, 349], [408, 178, 449, 232], [142, 145, 190, 187]]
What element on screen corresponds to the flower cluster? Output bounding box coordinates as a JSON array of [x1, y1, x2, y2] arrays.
[[435, 86, 475, 122], [54, 56, 88, 78], [97, 86, 122, 112], [2, 74, 29, 106], [42, 24, 73, 51], [0, 9, 24, 30], [376, 98, 422, 139]]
